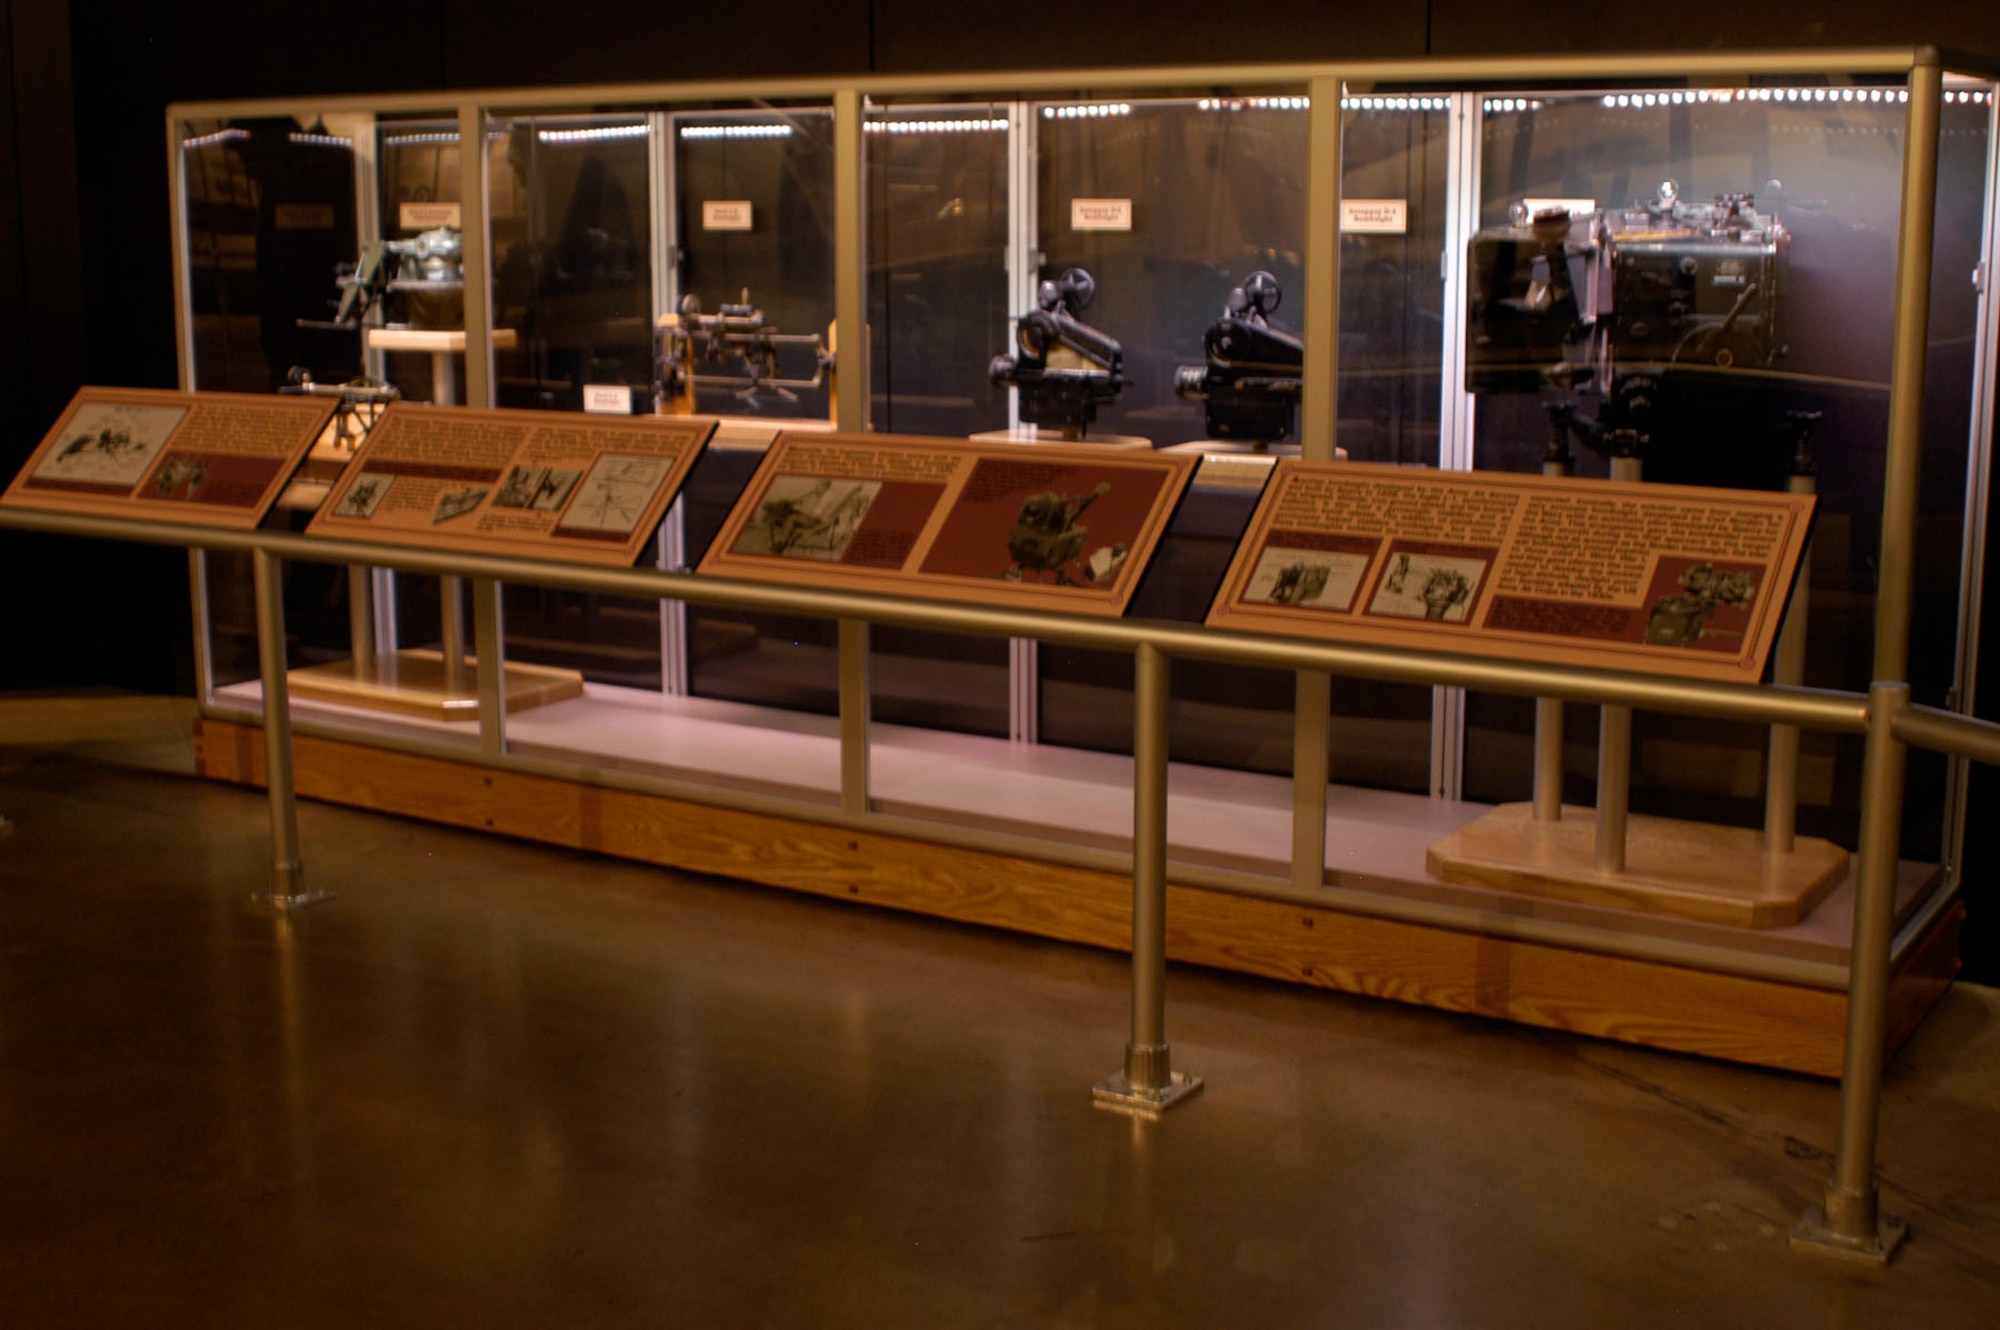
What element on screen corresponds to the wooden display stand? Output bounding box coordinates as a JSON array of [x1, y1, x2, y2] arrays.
[[365, 327, 519, 407], [1427, 803, 1850, 928], [969, 426, 1154, 451], [286, 650, 583, 722], [190, 715, 1962, 1079]]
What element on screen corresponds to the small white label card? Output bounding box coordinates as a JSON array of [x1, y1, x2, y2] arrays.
[[1070, 198, 1133, 231], [1340, 199, 1408, 234], [703, 200, 754, 231], [400, 201, 463, 229], [582, 385, 633, 415]]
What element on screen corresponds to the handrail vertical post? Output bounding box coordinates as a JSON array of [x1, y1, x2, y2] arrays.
[[250, 549, 328, 909], [1095, 642, 1202, 1114], [1792, 52, 1942, 1266]]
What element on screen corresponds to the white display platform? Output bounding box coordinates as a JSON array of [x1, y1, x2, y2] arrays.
[[213, 675, 1934, 968]]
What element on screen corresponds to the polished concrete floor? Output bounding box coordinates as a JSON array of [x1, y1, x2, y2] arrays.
[[4, 738, 2000, 1327]]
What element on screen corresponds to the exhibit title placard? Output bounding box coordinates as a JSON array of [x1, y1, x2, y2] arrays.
[[698, 433, 1197, 616], [2, 387, 336, 529], [307, 404, 715, 566], [702, 200, 754, 231], [1207, 461, 1815, 682], [1070, 198, 1133, 231], [399, 201, 463, 230], [1340, 199, 1408, 234]]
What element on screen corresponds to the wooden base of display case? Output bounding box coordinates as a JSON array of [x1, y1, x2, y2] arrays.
[[191, 715, 1961, 1079], [1426, 802, 1850, 928], [286, 650, 584, 722]]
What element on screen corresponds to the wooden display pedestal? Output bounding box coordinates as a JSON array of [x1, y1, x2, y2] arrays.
[[968, 427, 1153, 451], [191, 716, 1962, 1079], [287, 650, 584, 722], [1426, 803, 1850, 929]]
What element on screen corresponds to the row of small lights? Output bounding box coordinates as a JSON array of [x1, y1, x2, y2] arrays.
[[1192, 95, 1454, 112], [864, 118, 1009, 135], [679, 124, 793, 140], [379, 130, 509, 146], [187, 83, 1997, 154], [1595, 88, 1914, 108], [181, 127, 247, 149], [537, 124, 649, 144], [1042, 103, 1131, 119]]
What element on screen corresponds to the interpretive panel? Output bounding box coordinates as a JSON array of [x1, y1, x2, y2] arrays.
[[698, 433, 1197, 616], [3, 387, 336, 529], [1207, 461, 1815, 682], [307, 404, 715, 566]]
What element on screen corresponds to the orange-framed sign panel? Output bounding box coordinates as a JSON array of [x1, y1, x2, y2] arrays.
[[698, 433, 1198, 616], [307, 403, 716, 567], [1207, 460, 1815, 683], [4, 387, 337, 529]]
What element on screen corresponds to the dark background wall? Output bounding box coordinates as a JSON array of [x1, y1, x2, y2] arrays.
[[6, 2, 2000, 975]]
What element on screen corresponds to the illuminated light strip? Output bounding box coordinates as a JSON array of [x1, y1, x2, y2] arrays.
[[1196, 95, 1448, 112], [1478, 98, 1546, 113], [1039, 103, 1132, 120], [678, 124, 794, 139], [537, 124, 650, 144], [288, 132, 352, 148], [864, 118, 1008, 135], [181, 128, 248, 149], [383, 131, 461, 146], [1596, 87, 1919, 108], [1342, 95, 1450, 111]]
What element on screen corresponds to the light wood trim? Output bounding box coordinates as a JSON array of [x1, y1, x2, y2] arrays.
[[194, 717, 1959, 1078]]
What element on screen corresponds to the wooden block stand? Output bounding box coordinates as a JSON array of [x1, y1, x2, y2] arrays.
[[287, 650, 583, 721], [1428, 803, 1851, 928], [192, 717, 1961, 1078]]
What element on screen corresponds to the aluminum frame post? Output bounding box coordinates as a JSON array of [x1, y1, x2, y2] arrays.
[[347, 565, 375, 665], [1299, 74, 1344, 460], [440, 574, 470, 693], [1791, 683, 1912, 1261], [250, 549, 329, 909], [1793, 53, 1942, 1265], [838, 618, 871, 817], [1765, 462, 1817, 852], [1534, 436, 1576, 821], [1595, 452, 1643, 870], [1095, 643, 1202, 1114], [1293, 670, 1331, 892], [832, 87, 869, 432], [472, 576, 506, 758]]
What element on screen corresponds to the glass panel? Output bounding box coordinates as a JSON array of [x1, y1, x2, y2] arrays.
[[1458, 78, 1995, 860], [670, 108, 836, 421], [487, 115, 653, 413], [1028, 95, 1309, 449], [180, 115, 363, 394], [1338, 94, 1452, 465], [861, 102, 1017, 739], [671, 107, 844, 714], [478, 114, 660, 686], [1031, 94, 1439, 790], [866, 103, 1012, 438]]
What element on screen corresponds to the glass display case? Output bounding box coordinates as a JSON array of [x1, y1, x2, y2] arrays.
[[163, 57, 1998, 1075]]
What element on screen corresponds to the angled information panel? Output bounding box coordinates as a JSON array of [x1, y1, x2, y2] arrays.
[[1207, 461, 1815, 683], [307, 404, 716, 566], [698, 433, 1197, 616], [3, 387, 336, 529]]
